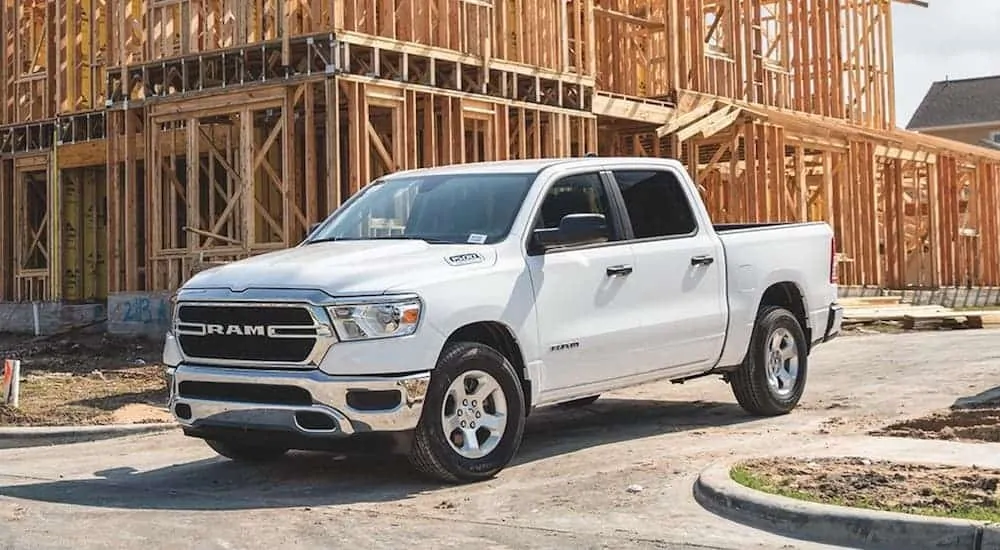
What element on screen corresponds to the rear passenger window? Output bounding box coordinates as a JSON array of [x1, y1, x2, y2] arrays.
[[611, 170, 697, 239]]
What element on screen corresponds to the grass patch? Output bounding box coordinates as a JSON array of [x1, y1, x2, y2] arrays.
[[731, 457, 1000, 523]]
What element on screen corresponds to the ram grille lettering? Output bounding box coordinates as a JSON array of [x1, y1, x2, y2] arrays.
[[205, 324, 268, 336]]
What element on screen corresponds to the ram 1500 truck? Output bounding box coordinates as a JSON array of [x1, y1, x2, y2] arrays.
[[163, 157, 843, 482]]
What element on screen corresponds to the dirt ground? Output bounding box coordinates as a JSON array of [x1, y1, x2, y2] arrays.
[[733, 456, 1000, 522], [0, 332, 169, 426], [871, 387, 1000, 442]]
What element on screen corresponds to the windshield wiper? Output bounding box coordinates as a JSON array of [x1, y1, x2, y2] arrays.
[[369, 236, 454, 244], [305, 236, 454, 245], [304, 237, 360, 245]]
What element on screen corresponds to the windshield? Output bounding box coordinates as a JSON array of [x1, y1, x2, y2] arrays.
[[307, 172, 537, 245]]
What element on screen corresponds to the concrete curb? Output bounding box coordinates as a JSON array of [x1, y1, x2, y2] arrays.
[[0, 422, 178, 450], [693, 460, 1000, 550]]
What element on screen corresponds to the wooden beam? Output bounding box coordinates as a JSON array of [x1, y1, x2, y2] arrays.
[[591, 93, 675, 123], [656, 100, 717, 138]]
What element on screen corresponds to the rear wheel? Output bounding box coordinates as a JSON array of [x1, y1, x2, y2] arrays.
[[730, 305, 808, 416], [205, 439, 290, 462], [409, 341, 526, 483]]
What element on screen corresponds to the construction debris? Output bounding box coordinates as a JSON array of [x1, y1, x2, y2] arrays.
[[842, 296, 1000, 331]]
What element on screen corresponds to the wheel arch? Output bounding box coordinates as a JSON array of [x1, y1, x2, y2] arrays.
[[442, 321, 533, 415], [757, 281, 810, 345]]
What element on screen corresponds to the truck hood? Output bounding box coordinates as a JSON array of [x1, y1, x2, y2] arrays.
[[182, 240, 499, 295]]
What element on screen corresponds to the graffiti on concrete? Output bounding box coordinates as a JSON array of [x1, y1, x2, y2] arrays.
[[110, 293, 172, 326]]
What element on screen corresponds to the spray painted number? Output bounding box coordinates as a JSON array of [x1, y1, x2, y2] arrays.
[[121, 297, 170, 324]]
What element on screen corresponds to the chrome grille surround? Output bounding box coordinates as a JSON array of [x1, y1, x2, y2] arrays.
[[171, 288, 339, 369]]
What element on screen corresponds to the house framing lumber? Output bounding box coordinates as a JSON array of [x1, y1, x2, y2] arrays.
[[1, 0, 999, 305]]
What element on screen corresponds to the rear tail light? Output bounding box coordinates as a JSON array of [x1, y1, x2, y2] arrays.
[[830, 236, 838, 284]]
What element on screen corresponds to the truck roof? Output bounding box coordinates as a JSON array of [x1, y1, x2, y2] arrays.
[[381, 157, 685, 180]]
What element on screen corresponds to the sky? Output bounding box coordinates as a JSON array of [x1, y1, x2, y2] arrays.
[[891, 0, 1000, 128]]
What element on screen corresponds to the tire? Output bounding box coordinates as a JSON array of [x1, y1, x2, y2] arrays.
[[205, 439, 290, 462], [730, 305, 808, 417], [408, 341, 527, 483], [557, 395, 600, 408]]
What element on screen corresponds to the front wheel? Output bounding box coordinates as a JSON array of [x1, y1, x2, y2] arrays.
[[408, 341, 527, 483], [730, 305, 808, 416]]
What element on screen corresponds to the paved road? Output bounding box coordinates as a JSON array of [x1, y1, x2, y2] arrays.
[[2, 329, 999, 549]]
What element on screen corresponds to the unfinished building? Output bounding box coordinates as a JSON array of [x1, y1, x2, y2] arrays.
[[0, 0, 998, 317]]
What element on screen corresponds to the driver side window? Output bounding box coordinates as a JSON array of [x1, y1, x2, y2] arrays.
[[536, 173, 615, 241]]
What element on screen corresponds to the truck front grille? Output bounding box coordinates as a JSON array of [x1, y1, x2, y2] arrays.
[[175, 304, 322, 364]]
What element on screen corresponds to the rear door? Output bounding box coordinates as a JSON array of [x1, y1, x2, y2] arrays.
[[605, 167, 728, 377], [524, 170, 642, 397]]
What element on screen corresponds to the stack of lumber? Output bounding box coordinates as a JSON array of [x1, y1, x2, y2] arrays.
[[841, 296, 1000, 330]]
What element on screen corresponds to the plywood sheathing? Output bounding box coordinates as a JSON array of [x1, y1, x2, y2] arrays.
[[0, 0, 999, 301]]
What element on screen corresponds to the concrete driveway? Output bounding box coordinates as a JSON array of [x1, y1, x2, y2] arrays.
[[2, 329, 999, 549]]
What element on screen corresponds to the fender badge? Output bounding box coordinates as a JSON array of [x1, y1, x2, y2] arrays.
[[445, 252, 484, 266]]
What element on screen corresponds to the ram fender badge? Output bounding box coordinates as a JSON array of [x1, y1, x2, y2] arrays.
[[445, 252, 484, 266], [550, 342, 580, 352]]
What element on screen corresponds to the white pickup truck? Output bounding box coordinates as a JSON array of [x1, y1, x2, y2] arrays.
[[163, 157, 843, 482]]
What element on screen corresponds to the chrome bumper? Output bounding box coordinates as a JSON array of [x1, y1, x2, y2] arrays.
[[166, 364, 430, 437]]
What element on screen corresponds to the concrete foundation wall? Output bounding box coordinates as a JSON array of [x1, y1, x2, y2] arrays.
[[0, 302, 107, 335], [0, 292, 172, 338], [107, 292, 173, 337]]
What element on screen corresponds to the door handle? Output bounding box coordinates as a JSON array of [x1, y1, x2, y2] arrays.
[[691, 255, 715, 266], [606, 264, 634, 277]]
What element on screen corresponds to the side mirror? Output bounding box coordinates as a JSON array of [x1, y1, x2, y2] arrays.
[[533, 213, 608, 250]]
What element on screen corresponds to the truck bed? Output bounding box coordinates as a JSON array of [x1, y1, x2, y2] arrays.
[[712, 220, 838, 367]]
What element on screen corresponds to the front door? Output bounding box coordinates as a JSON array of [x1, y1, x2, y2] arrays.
[[524, 171, 641, 398]]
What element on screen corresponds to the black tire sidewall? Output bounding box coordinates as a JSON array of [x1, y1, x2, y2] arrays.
[[420, 342, 526, 478], [753, 307, 808, 410]]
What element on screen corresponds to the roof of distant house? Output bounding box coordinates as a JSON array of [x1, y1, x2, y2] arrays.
[[906, 75, 1000, 130]]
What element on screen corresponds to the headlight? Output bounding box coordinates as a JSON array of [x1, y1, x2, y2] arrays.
[[327, 297, 422, 341]]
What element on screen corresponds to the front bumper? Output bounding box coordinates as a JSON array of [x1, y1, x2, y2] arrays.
[[822, 303, 844, 342], [166, 364, 430, 438]]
